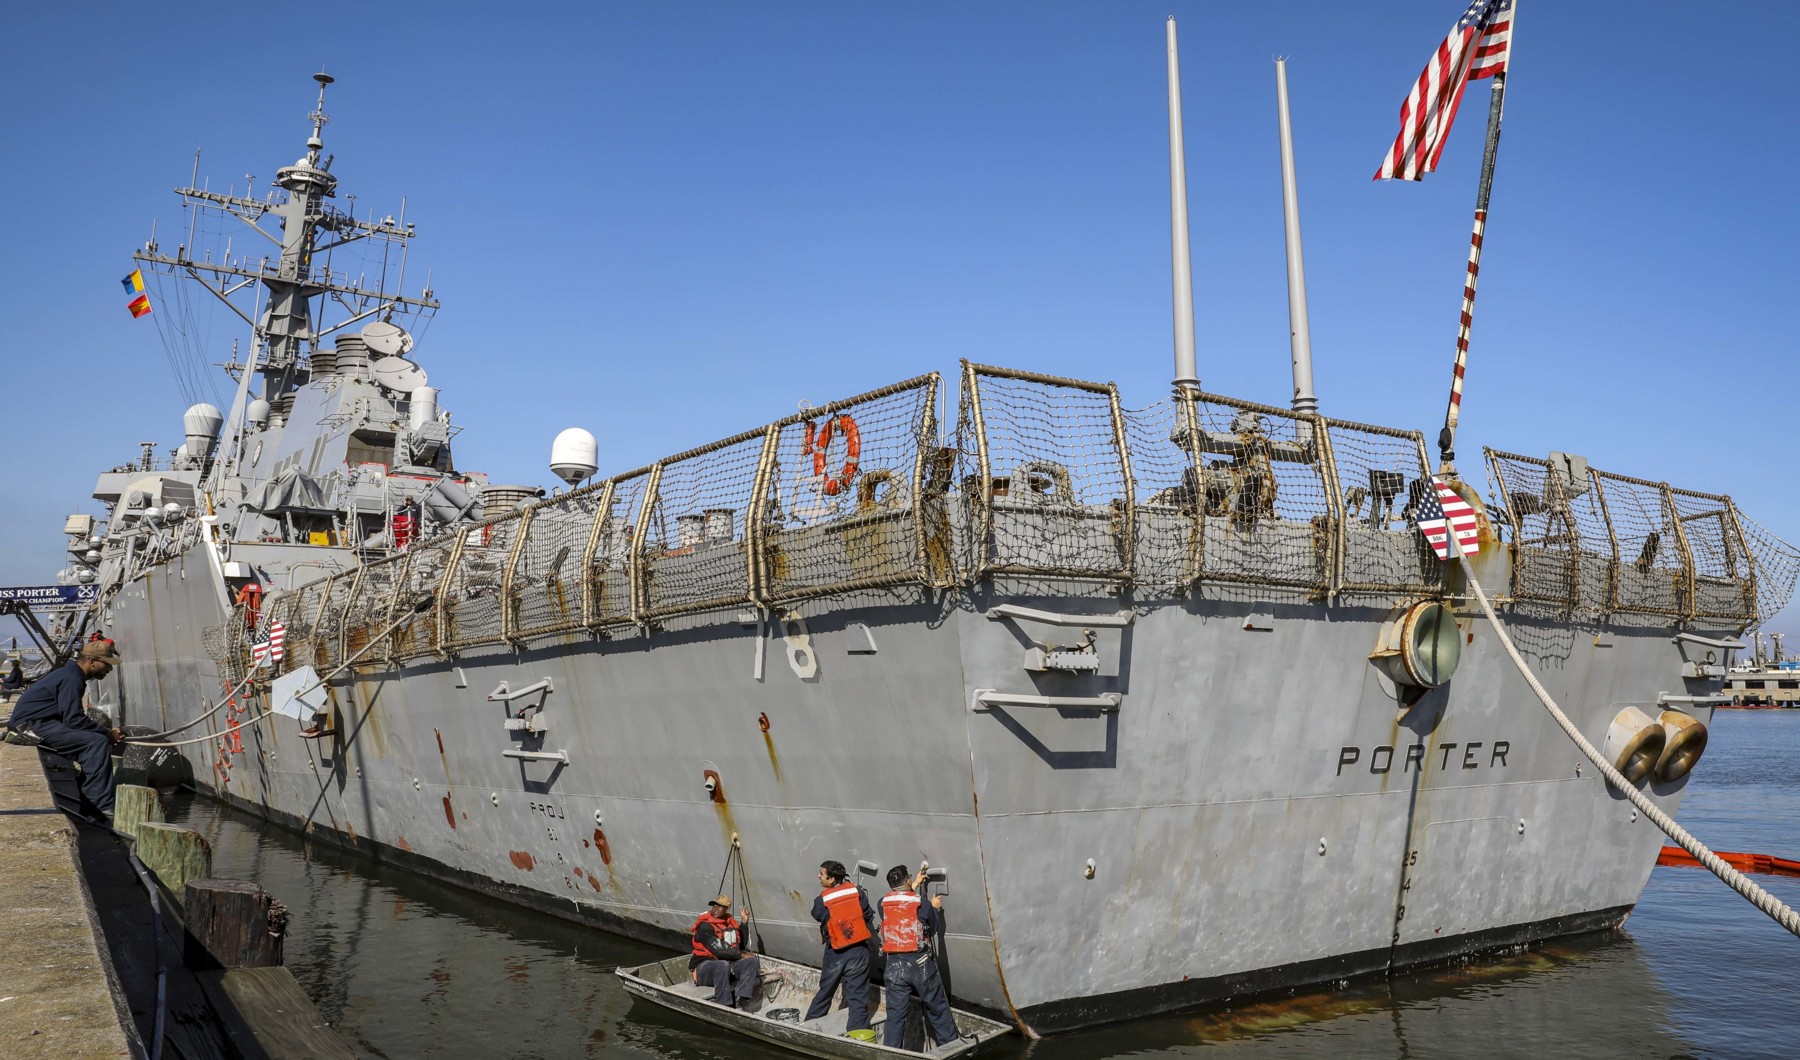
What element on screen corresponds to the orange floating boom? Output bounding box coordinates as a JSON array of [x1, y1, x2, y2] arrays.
[[1658, 846, 1800, 878]]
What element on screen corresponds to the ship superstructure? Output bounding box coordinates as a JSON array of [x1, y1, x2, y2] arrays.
[[58, 72, 1800, 1035]]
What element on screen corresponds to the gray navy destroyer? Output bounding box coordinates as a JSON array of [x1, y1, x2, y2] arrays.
[[51, 58, 1800, 1037]]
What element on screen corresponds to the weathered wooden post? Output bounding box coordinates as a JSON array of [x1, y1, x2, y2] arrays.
[[112, 783, 162, 839], [184, 879, 288, 969], [136, 822, 213, 900]]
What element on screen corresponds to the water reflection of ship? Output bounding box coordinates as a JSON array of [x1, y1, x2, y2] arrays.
[[1023, 935, 1696, 1059], [172, 793, 1700, 1060]]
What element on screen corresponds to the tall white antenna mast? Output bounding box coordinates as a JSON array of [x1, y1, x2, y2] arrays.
[[1166, 17, 1199, 392]]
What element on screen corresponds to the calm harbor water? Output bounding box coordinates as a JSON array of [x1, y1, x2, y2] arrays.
[[167, 711, 1800, 1059]]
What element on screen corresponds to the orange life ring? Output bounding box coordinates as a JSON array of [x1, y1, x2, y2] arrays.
[[807, 415, 861, 496]]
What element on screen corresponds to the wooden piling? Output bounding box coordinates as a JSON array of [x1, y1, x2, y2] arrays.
[[136, 822, 212, 901], [185, 878, 287, 970], [112, 783, 162, 839]]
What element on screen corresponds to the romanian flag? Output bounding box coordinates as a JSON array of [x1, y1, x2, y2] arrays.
[[121, 269, 145, 294], [127, 293, 153, 318]]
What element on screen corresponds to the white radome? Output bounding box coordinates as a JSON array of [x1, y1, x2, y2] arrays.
[[549, 427, 599, 486]]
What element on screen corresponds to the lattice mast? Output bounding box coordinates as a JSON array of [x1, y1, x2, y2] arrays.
[[130, 72, 440, 481]]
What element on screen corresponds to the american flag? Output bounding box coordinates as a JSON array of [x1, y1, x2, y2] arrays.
[[1416, 477, 1481, 560], [1373, 0, 1515, 181], [251, 621, 286, 667]]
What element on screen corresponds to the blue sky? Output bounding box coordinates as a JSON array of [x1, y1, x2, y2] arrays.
[[3, 1, 1796, 633]]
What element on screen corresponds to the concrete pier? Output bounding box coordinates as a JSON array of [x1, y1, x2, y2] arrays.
[[0, 743, 134, 1058]]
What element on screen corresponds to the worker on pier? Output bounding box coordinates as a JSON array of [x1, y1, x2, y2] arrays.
[[805, 860, 877, 1041], [690, 894, 759, 1008], [3, 640, 123, 816], [879, 865, 959, 1049]]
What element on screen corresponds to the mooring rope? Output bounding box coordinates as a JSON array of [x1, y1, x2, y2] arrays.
[[127, 670, 259, 741], [1449, 535, 1800, 939], [127, 596, 434, 749]]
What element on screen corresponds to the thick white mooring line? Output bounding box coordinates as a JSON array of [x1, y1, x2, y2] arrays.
[[1448, 534, 1800, 939]]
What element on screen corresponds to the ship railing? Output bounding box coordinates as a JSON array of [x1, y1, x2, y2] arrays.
[[249, 369, 1798, 679], [284, 373, 944, 662], [1484, 449, 1787, 625], [958, 361, 1442, 597]]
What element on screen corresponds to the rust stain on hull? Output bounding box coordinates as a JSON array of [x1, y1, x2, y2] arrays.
[[397, 835, 411, 852], [594, 828, 612, 864], [761, 732, 783, 782], [509, 850, 536, 871], [442, 794, 456, 829]]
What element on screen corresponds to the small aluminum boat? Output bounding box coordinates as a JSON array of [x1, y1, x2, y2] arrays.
[[616, 953, 1014, 1058]]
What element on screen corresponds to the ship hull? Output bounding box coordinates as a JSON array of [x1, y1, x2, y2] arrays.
[[105, 539, 1715, 1034]]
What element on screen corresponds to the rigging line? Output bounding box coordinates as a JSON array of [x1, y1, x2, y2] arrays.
[[128, 595, 436, 749], [179, 273, 221, 408], [130, 670, 258, 740], [157, 268, 203, 408], [155, 292, 198, 408], [1446, 533, 1800, 939]]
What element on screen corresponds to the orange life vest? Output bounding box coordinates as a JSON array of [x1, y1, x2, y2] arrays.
[[235, 583, 264, 626], [821, 884, 870, 949], [690, 911, 741, 959], [880, 889, 927, 953]]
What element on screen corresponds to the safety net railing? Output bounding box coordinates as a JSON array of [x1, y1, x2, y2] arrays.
[[233, 367, 1798, 680], [1323, 417, 1443, 595], [957, 363, 1133, 580], [391, 533, 456, 656], [1122, 391, 1330, 591], [1484, 451, 1614, 615], [1667, 487, 1758, 622], [1736, 510, 1800, 629], [1485, 449, 1780, 624], [507, 484, 609, 639], [244, 374, 941, 667], [589, 471, 651, 628], [440, 511, 522, 650], [760, 376, 941, 602], [340, 551, 408, 662]]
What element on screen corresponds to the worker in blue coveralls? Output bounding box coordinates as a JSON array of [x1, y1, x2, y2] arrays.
[[3, 640, 124, 815], [878, 865, 960, 1049], [805, 859, 878, 1041]]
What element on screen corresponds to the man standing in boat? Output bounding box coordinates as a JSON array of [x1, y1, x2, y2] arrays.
[[879, 865, 959, 1049], [690, 894, 758, 1008], [805, 860, 877, 1040]]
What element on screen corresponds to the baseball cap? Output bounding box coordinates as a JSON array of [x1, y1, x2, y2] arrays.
[[79, 641, 121, 663]]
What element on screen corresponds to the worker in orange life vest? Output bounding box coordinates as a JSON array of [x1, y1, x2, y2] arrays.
[[690, 894, 758, 1008], [804, 860, 877, 1040], [879, 865, 959, 1049]]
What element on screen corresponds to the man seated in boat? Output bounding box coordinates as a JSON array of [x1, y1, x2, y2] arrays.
[[879, 865, 960, 1049], [690, 894, 759, 1008], [805, 860, 878, 1041]]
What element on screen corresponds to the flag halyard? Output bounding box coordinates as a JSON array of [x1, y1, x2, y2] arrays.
[[1416, 476, 1481, 560], [1374, 0, 1514, 181]]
